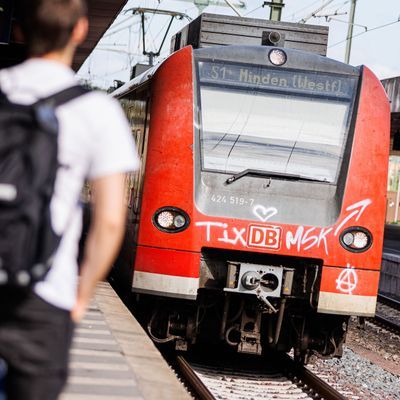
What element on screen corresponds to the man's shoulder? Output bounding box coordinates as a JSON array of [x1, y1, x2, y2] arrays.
[[59, 90, 126, 129], [61, 90, 131, 145], [68, 90, 121, 114]]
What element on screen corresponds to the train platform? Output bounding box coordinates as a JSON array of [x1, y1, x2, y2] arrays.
[[60, 281, 190, 400]]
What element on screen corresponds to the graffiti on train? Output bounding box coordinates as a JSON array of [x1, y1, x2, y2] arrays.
[[196, 199, 372, 255]]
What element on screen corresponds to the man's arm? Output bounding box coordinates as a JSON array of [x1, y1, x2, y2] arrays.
[[71, 173, 127, 323]]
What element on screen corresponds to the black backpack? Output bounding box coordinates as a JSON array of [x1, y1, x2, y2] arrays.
[[0, 85, 88, 288]]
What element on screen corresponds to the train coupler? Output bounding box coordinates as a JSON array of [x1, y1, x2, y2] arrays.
[[240, 309, 263, 354]]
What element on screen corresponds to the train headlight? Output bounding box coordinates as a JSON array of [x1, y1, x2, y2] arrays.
[[353, 232, 369, 249], [173, 215, 186, 228], [340, 227, 372, 252], [156, 211, 174, 228], [268, 49, 287, 66], [153, 207, 190, 233]]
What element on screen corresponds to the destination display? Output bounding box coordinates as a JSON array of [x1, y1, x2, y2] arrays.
[[198, 61, 357, 99]]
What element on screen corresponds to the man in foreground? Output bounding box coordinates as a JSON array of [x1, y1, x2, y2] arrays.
[[0, 0, 139, 398]]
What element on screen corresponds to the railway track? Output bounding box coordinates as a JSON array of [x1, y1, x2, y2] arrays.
[[377, 293, 400, 311], [176, 353, 347, 400], [373, 314, 400, 335], [369, 294, 400, 335]]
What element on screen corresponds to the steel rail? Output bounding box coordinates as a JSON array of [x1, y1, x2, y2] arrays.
[[378, 293, 400, 311], [373, 314, 400, 335], [176, 353, 347, 400], [176, 355, 215, 400], [280, 354, 347, 400]]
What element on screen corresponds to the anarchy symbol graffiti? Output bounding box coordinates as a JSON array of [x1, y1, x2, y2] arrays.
[[336, 265, 358, 295]]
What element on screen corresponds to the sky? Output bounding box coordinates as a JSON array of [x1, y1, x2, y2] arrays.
[[78, 0, 400, 89]]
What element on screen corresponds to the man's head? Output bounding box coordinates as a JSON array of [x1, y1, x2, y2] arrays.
[[18, 0, 88, 58]]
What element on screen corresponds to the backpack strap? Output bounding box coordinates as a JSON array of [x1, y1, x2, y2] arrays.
[[32, 85, 90, 136], [0, 88, 9, 104], [35, 85, 90, 108]]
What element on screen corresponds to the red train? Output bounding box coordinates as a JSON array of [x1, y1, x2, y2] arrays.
[[112, 40, 390, 362]]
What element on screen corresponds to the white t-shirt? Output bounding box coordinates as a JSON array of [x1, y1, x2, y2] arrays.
[[0, 58, 139, 310]]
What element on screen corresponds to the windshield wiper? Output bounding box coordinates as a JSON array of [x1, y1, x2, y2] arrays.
[[225, 169, 328, 185]]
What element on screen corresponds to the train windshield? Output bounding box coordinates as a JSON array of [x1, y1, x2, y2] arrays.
[[197, 61, 358, 184]]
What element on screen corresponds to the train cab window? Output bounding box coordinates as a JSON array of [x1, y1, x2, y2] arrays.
[[197, 61, 357, 184]]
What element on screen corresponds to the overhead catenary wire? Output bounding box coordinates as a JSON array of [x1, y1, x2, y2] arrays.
[[244, 4, 263, 16], [77, 65, 131, 81], [316, 0, 351, 16], [183, 5, 201, 15], [312, 0, 350, 20], [223, 0, 243, 16], [93, 47, 142, 56], [289, 0, 323, 21], [145, 1, 162, 34], [298, 0, 336, 23], [105, 15, 136, 32], [294, 0, 352, 23], [314, 13, 347, 20], [102, 19, 143, 39], [97, 42, 127, 47], [323, 16, 367, 31], [99, 0, 218, 81], [148, 28, 158, 52], [328, 16, 400, 48], [154, 16, 174, 41]]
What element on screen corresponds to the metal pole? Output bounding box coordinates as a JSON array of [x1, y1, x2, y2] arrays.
[[140, 12, 146, 55], [156, 15, 175, 56], [344, 0, 357, 64], [194, 0, 210, 13], [266, 0, 285, 22]]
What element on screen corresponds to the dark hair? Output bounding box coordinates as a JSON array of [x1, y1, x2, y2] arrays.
[[18, 0, 88, 56]]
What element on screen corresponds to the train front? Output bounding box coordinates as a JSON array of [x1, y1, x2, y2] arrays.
[[134, 45, 390, 362]]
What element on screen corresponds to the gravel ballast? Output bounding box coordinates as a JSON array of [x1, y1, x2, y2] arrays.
[[307, 317, 400, 399]]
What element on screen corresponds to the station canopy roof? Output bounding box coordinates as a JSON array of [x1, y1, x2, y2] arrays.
[[0, 0, 127, 72], [73, 0, 127, 71]]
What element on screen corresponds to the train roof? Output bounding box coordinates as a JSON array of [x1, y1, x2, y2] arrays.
[[195, 45, 360, 76], [112, 62, 162, 98], [113, 13, 333, 99], [112, 44, 360, 99], [171, 13, 329, 56]]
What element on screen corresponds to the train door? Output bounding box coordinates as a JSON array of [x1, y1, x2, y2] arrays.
[[112, 86, 150, 294]]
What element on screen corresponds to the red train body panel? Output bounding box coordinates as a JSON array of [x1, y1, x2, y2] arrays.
[[114, 44, 390, 361]]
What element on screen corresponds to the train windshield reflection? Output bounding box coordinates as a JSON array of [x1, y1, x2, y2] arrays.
[[198, 62, 357, 184]]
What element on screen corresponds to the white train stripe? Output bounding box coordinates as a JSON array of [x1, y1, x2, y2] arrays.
[[133, 271, 199, 298], [318, 292, 377, 316]]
